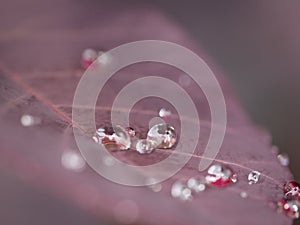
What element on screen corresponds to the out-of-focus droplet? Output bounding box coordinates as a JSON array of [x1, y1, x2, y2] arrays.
[[277, 153, 290, 166], [93, 125, 131, 151], [61, 151, 86, 172], [187, 177, 206, 192], [20, 114, 41, 127], [146, 178, 162, 192], [103, 156, 116, 166], [81, 48, 97, 69], [205, 164, 237, 187], [147, 123, 177, 149], [248, 171, 261, 185], [284, 181, 300, 200], [158, 108, 171, 119], [178, 74, 191, 87], [97, 51, 112, 65], [113, 200, 139, 224], [240, 191, 248, 198], [135, 139, 156, 154], [125, 127, 136, 138], [277, 198, 299, 219], [171, 181, 192, 201]]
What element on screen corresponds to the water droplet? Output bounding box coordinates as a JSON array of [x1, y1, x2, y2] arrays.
[[146, 178, 162, 192], [147, 123, 177, 149], [20, 114, 41, 126], [135, 139, 156, 154], [178, 74, 191, 87], [61, 151, 86, 172], [205, 164, 237, 187], [159, 108, 171, 119], [171, 181, 192, 201], [248, 171, 261, 185], [277, 153, 290, 166], [97, 51, 112, 65], [284, 181, 300, 200], [277, 198, 299, 219], [125, 127, 136, 137], [81, 48, 97, 69], [240, 191, 248, 198], [103, 156, 116, 166], [187, 177, 206, 192], [93, 125, 131, 150]]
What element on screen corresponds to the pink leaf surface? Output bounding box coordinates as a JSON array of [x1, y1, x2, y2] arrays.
[[0, 1, 295, 225]]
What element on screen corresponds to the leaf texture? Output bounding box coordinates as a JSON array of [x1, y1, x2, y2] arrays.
[[0, 1, 294, 225]]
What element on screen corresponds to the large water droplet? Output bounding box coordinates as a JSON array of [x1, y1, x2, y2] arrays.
[[93, 125, 131, 151], [248, 171, 261, 185], [205, 164, 237, 187], [147, 123, 177, 149]]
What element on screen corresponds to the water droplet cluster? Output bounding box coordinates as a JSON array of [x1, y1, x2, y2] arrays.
[[93, 123, 177, 154]]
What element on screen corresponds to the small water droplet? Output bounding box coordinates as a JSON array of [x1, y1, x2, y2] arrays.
[[125, 127, 136, 138], [135, 139, 156, 154], [178, 74, 191, 87], [277, 153, 290, 166], [187, 177, 206, 192], [20, 114, 41, 127], [284, 181, 300, 200], [240, 191, 248, 198], [61, 151, 86, 172], [159, 108, 171, 119], [93, 125, 131, 151], [81, 48, 97, 69], [103, 156, 116, 166], [97, 51, 112, 65], [277, 198, 299, 219], [205, 164, 237, 187], [171, 181, 192, 201], [248, 171, 261, 185], [147, 123, 177, 149]]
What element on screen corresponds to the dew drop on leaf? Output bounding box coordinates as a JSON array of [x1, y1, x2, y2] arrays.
[[61, 151, 86, 172], [277, 153, 290, 166], [248, 171, 261, 185], [147, 123, 177, 149], [205, 164, 237, 187]]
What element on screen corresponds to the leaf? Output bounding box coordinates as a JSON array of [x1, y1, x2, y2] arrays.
[[0, 2, 294, 225]]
